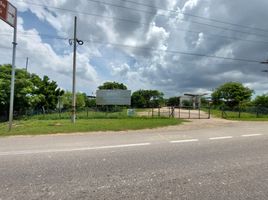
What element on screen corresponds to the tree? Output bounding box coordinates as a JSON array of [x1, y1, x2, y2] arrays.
[[167, 97, 180, 106], [0, 64, 64, 119], [131, 90, 164, 108], [33, 75, 64, 111], [86, 99, 96, 108], [61, 92, 87, 110], [212, 82, 253, 109], [182, 100, 192, 107], [253, 94, 268, 107], [98, 82, 127, 90], [0, 64, 36, 116]]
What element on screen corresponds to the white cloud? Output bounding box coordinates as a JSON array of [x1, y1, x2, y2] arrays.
[[1, 0, 268, 97], [0, 15, 99, 94]]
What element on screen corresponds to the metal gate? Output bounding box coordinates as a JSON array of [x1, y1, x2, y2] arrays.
[[151, 106, 211, 119]]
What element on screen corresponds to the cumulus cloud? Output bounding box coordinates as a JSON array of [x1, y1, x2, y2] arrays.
[[1, 0, 268, 96]]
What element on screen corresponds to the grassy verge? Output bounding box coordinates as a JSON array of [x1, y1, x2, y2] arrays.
[[0, 118, 184, 136], [209, 109, 268, 121]]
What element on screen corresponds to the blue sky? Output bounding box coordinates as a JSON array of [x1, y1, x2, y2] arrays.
[[1, 0, 268, 97]]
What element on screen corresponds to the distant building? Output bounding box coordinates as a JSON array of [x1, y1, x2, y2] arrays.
[[87, 95, 96, 100]]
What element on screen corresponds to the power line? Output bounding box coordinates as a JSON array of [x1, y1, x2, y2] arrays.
[[83, 0, 268, 38], [0, 32, 68, 40], [107, 0, 268, 33], [81, 39, 261, 63], [2, 25, 268, 46], [15, 0, 268, 39], [0, 36, 261, 63]]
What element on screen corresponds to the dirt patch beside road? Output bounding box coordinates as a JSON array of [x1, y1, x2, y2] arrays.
[[137, 107, 237, 132], [138, 117, 239, 133]]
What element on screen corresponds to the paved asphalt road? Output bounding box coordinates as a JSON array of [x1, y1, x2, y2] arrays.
[[0, 121, 268, 200]]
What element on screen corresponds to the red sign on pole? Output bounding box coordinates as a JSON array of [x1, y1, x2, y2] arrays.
[[0, 0, 16, 27], [0, 0, 8, 22]]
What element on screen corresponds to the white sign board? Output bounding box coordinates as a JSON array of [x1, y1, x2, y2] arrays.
[[0, 0, 16, 27], [96, 90, 131, 105], [6, 2, 16, 27]]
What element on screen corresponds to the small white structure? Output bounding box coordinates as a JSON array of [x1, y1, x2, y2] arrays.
[[180, 93, 208, 109]]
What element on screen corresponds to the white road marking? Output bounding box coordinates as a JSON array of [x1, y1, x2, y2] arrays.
[[209, 136, 233, 140], [242, 134, 263, 137], [0, 143, 151, 156], [170, 139, 199, 143]]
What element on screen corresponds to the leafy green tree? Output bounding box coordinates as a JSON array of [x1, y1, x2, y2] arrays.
[[61, 92, 87, 109], [167, 97, 180, 106], [253, 94, 268, 107], [0, 64, 36, 115], [34, 75, 64, 111], [0, 64, 64, 119], [86, 99, 96, 108], [212, 82, 253, 109], [98, 82, 127, 90], [182, 100, 192, 107], [131, 90, 164, 108]]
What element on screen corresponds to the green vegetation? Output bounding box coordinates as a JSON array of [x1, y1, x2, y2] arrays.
[[167, 97, 180, 107], [98, 81, 128, 90], [0, 64, 64, 118], [27, 109, 129, 120], [253, 94, 268, 107], [212, 82, 253, 109], [209, 109, 268, 121], [131, 90, 165, 108], [0, 118, 183, 136], [60, 91, 89, 110], [207, 82, 268, 121]]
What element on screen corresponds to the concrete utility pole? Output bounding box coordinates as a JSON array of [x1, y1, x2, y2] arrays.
[[8, 8, 17, 131], [69, 16, 83, 123], [25, 57, 29, 72], [71, 16, 77, 124]]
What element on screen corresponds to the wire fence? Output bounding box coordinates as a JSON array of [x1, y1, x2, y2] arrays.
[[0, 107, 131, 122], [3, 105, 267, 122], [220, 106, 268, 119], [0, 106, 212, 122]]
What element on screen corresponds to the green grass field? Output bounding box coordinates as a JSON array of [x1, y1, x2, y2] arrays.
[[0, 118, 184, 136]]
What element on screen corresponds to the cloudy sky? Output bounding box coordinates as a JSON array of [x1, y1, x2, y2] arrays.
[[1, 0, 268, 97]]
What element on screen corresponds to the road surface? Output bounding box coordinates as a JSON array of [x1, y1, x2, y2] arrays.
[[0, 120, 268, 199]]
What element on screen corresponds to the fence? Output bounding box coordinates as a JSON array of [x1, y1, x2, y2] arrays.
[[0, 107, 130, 122], [149, 106, 211, 119], [0, 106, 213, 122], [220, 106, 268, 119]]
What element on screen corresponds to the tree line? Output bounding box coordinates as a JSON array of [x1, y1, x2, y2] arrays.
[[0, 65, 165, 119], [0, 65, 90, 119], [211, 82, 268, 110], [1, 64, 268, 119]]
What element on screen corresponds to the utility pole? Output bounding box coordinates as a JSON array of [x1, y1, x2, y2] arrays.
[[1, 1, 17, 131], [25, 57, 29, 73], [8, 7, 17, 131], [69, 16, 83, 123]]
